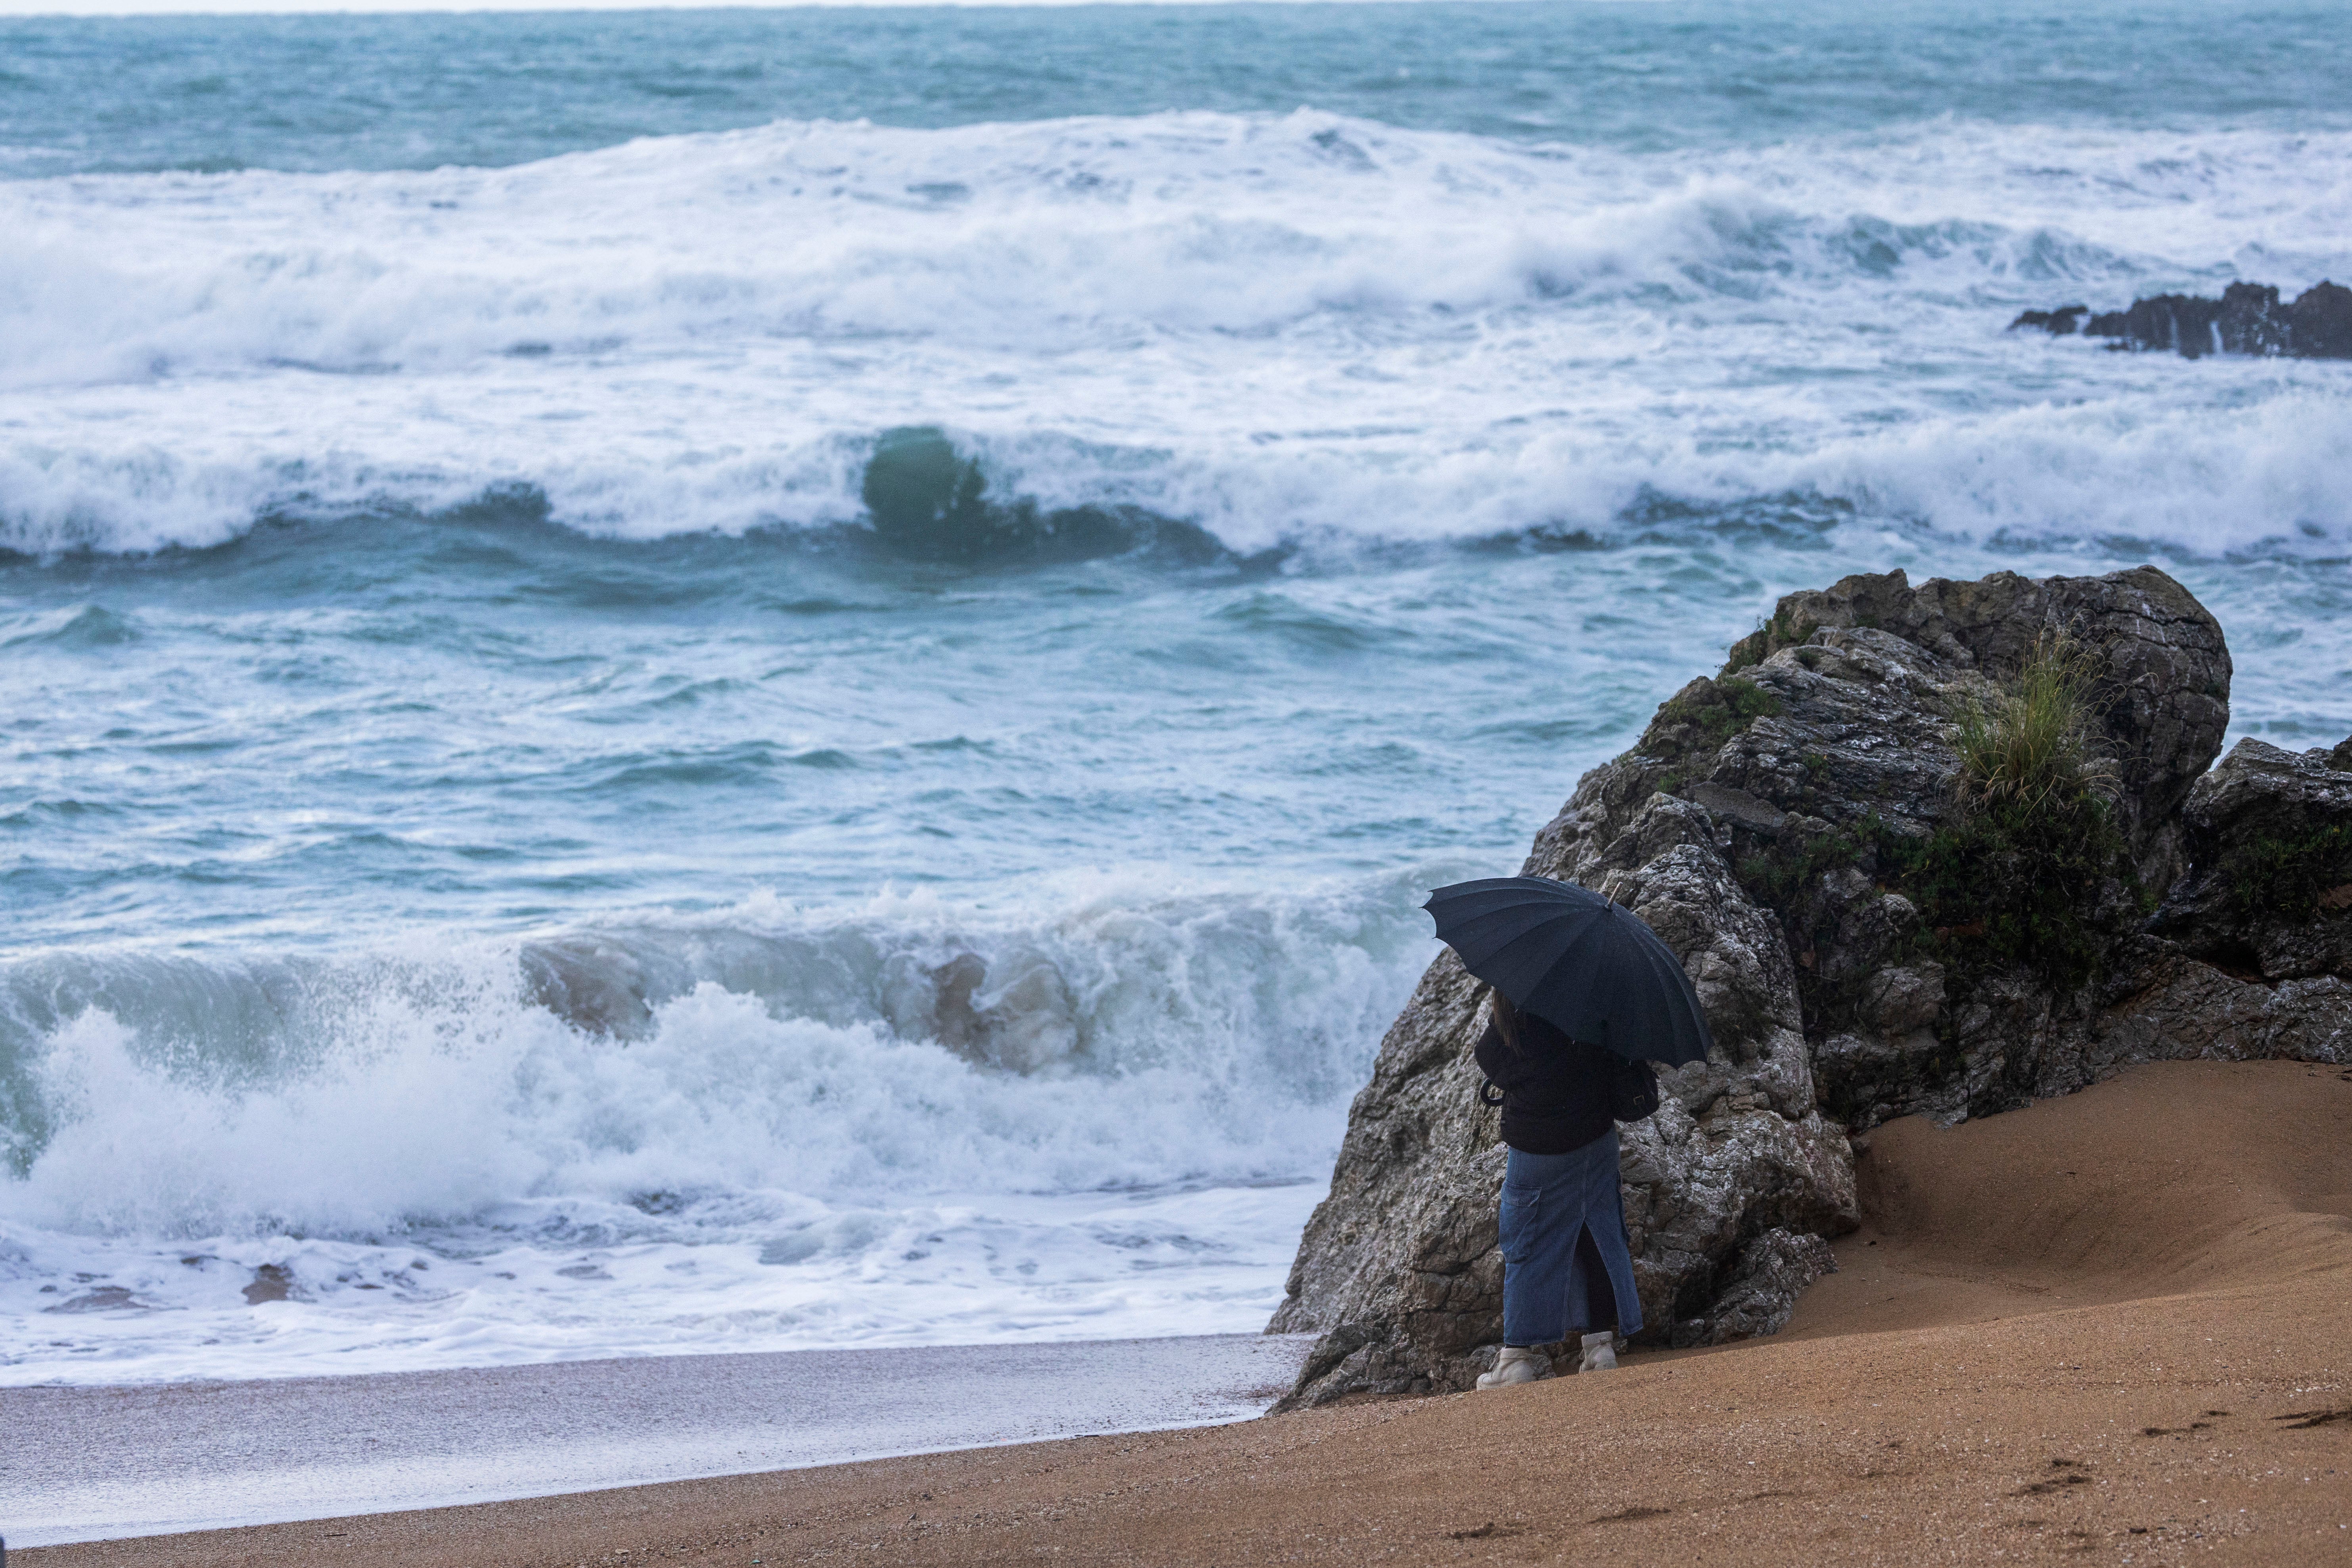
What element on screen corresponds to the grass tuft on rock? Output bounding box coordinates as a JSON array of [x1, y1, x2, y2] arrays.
[[1949, 632, 2114, 815], [1880, 632, 2129, 994]]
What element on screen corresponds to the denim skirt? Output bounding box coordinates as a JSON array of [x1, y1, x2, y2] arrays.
[[1498, 1129, 1645, 1346]]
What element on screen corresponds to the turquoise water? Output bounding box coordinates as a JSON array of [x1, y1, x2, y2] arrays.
[[7, 2, 2350, 176], [3, 0, 2349, 1384]]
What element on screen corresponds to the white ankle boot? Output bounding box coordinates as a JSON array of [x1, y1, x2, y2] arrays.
[[1577, 1331, 1618, 1373], [1476, 1345, 1547, 1389]]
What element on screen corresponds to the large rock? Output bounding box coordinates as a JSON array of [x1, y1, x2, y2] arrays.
[[2093, 948, 2352, 1071], [1271, 565, 2251, 1408], [1269, 793, 1858, 1408], [1584, 565, 2230, 1127], [1710, 563, 2230, 889]]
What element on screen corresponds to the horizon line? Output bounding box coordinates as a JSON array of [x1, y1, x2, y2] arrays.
[[4, 0, 1586, 17]]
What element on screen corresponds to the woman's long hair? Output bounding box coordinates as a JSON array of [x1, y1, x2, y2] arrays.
[[1490, 989, 1523, 1051]]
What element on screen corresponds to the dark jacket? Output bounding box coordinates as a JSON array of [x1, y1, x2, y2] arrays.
[[1473, 1009, 1616, 1155]]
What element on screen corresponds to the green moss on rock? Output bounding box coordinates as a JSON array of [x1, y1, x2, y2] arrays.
[[1737, 827, 1864, 911], [2223, 822, 2352, 922], [1723, 606, 1820, 674], [1874, 796, 2131, 996], [1653, 675, 1785, 747]]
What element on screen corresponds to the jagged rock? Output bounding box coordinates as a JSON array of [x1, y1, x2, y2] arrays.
[[2094, 737, 2352, 1067], [1713, 564, 2229, 888], [2012, 280, 2352, 359], [1668, 1228, 1839, 1348], [1272, 564, 2247, 1409], [2151, 739, 2352, 980], [1268, 567, 2352, 1411], [2094, 946, 2350, 1069], [1603, 565, 2229, 1126]]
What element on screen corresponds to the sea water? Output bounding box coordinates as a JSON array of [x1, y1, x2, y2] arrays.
[[3, 0, 2349, 1386]]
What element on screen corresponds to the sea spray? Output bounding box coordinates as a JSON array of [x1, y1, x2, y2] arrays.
[[0, 882, 1432, 1381]]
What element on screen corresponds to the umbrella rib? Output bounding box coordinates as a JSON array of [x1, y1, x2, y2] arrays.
[[1462, 905, 1605, 965], [1425, 877, 1713, 1063], [1481, 910, 1614, 1000]]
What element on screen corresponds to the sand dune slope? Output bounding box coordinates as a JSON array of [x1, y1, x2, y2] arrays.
[[29, 1059, 2352, 1567], [1791, 1057, 2352, 1339]]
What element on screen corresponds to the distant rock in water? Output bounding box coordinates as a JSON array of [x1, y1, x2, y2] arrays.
[[2011, 304, 2088, 336], [2009, 280, 2352, 359], [1270, 565, 2352, 1411]]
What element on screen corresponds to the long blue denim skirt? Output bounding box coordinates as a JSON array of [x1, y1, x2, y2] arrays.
[[1499, 1129, 1645, 1346]]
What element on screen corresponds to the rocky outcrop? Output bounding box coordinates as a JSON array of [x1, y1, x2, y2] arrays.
[[1526, 566, 2230, 1134], [2011, 304, 2089, 336], [2097, 739, 2352, 1068], [1273, 565, 2349, 1409], [1709, 563, 2230, 890], [2153, 739, 2352, 978], [1687, 1228, 1839, 1345], [2009, 280, 2352, 359]]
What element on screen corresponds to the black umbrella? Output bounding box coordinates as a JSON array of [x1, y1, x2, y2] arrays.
[[1423, 876, 1713, 1066]]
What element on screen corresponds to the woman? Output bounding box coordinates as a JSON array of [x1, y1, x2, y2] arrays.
[[1472, 990, 1645, 1387]]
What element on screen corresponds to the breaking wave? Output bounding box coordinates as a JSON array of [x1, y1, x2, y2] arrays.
[[0, 876, 1440, 1380], [4, 112, 2349, 559]]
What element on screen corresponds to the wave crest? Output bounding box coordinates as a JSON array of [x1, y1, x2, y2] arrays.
[[0, 876, 1432, 1235], [5, 112, 2349, 559]]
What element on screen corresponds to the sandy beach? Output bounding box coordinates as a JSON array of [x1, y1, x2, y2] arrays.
[[19, 1056, 2349, 1566]]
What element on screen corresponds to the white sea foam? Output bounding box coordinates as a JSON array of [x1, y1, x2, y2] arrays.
[[0, 875, 1430, 1383], [3, 112, 2348, 556]]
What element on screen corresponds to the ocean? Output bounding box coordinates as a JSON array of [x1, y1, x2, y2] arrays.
[[4, 0, 2349, 1386]]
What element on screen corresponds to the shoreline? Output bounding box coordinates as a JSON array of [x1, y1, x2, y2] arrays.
[[17, 1059, 2350, 1565], [2, 1332, 1313, 1549]]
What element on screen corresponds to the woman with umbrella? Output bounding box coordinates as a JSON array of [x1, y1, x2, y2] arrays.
[[1421, 877, 1713, 1390]]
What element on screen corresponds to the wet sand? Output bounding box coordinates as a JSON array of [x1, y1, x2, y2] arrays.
[[21, 1057, 2352, 1566], [1, 1333, 1313, 1547]]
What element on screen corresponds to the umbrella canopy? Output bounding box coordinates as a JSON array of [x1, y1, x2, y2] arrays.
[[1423, 876, 1714, 1066]]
